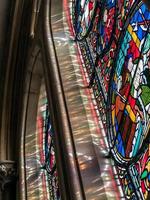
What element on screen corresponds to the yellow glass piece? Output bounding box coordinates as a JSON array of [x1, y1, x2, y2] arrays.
[[128, 25, 140, 48], [126, 104, 136, 122], [112, 109, 115, 125]]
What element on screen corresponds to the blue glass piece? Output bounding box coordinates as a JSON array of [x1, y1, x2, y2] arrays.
[[116, 133, 125, 157]]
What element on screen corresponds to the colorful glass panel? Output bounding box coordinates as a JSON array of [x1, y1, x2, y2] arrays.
[[96, 0, 137, 96], [129, 145, 150, 199], [109, 3, 150, 162], [115, 0, 136, 39], [75, 0, 97, 39], [96, 0, 116, 54], [117, 167, 137, 199], [87, 5, 101, 53]]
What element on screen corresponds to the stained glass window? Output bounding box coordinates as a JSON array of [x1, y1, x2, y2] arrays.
[[117, 168, 137, 199], [87, 5, 101, 53], [129, 145, 150, 199], [109, 3, 150, 163], [95, 0, 137, 96], [96, 0, 117, 54], [74, 0, 97, 40]]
